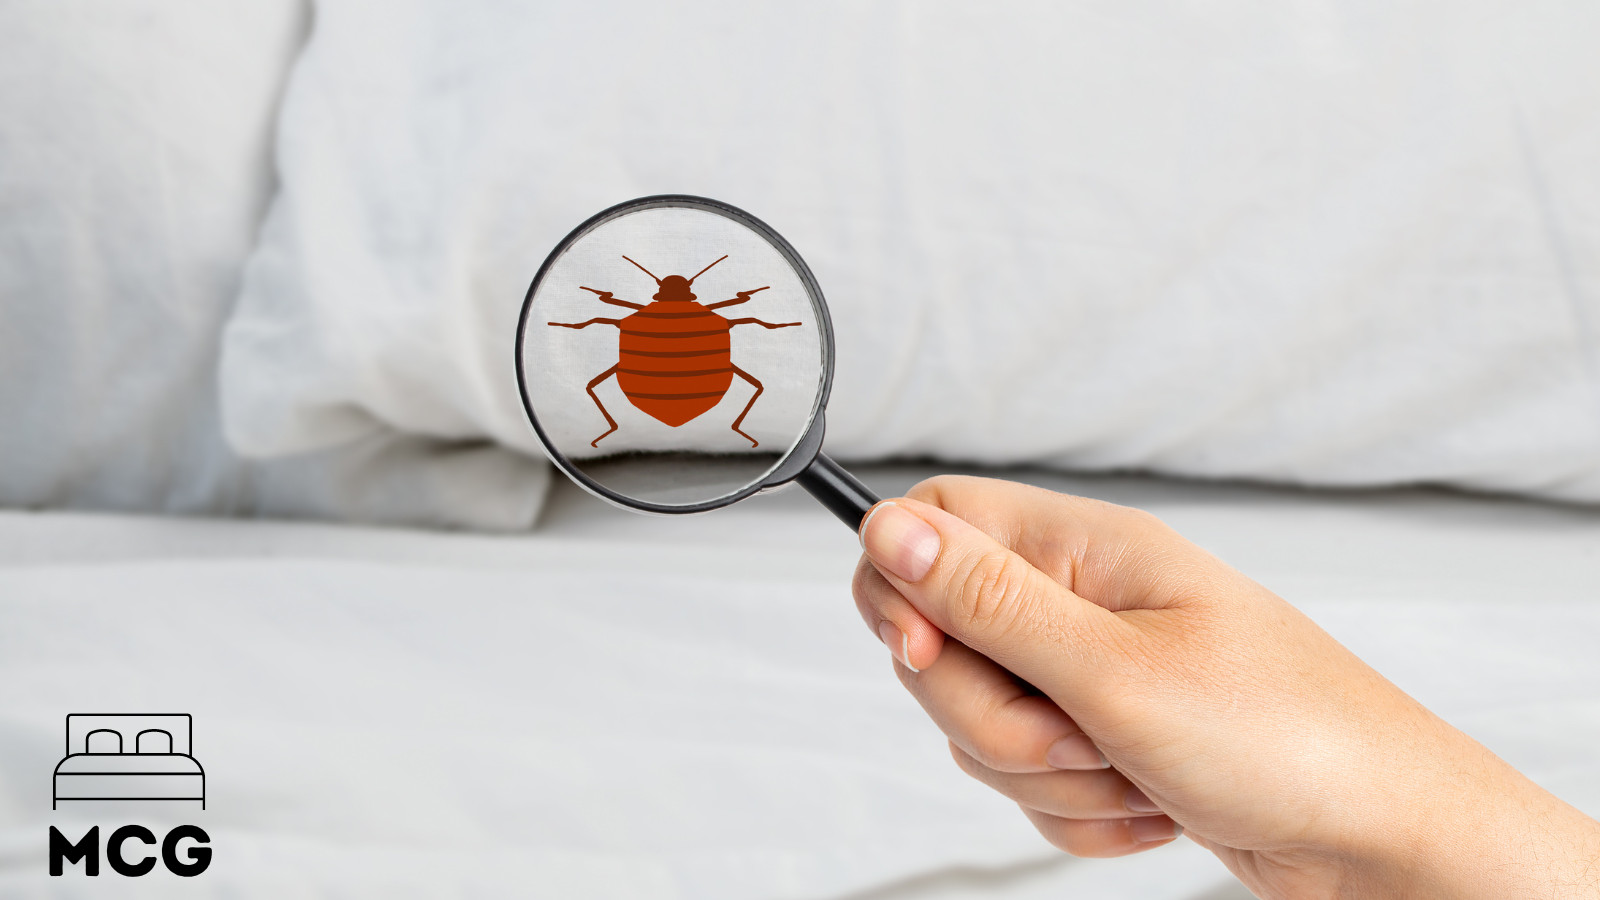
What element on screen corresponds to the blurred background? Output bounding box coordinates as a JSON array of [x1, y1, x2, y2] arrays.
[[2, 2, 1597, 898]]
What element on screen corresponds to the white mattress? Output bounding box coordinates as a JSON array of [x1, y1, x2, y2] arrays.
[[2, 466, 1597, 899]]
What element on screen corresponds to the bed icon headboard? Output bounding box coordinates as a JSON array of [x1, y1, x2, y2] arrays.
[[65, 713, 193, 756]]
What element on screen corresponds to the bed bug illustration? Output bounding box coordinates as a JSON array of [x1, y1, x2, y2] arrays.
[[548, 254, 801, 448]]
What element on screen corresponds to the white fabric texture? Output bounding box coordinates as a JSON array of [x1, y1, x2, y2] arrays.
[[2, 468, 1598, 898], [0, 1, 549, 529], [222, 0, 1600, 504]]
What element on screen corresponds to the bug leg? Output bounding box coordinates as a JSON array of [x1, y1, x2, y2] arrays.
[[579, 287, 645, 310], [705, 286, 770, 310], [549, 317, 623, 329], [725, 317, 801, 329], [728, 364, 765, 448], [586, 364, 621, 447]]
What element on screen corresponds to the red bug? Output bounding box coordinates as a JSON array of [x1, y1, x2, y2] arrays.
[[548, 254, 801, 448]]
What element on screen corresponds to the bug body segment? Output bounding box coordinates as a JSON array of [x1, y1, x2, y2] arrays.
[[616, 300, 735, 427], [548, 256, 799, 447]]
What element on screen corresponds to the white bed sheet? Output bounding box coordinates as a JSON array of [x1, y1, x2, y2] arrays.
[[1, 467, 1597, 899]]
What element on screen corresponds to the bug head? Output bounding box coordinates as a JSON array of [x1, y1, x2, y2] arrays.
[[655, 274, 695, 302]]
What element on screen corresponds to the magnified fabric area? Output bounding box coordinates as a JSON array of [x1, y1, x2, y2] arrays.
[[520, 205, 826, 507]]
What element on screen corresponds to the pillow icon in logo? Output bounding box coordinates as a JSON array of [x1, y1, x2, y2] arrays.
[[53, 714, 205, 810]]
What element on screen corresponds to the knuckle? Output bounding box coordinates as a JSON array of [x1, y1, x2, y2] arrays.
[[1033, 817, 1089, 856], [952, 547, 1034, 639], [1120, 504, 1179, 543], [948, 740, 980, 776], [1120, 505, 1163, 529], [1036, 818, 1112, 858], [964, 726, 1020, 773], [904, 474, 961, 505], [950, 740, 1016, 793]]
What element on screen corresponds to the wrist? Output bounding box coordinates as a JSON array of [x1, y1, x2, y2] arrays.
[[1372, 747, 1600, 899]]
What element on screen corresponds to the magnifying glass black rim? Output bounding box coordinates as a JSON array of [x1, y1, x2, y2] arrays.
[[515, 193, 836, 515]]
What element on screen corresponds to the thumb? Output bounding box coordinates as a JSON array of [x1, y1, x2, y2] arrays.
[[858, 498, 1122, 698]]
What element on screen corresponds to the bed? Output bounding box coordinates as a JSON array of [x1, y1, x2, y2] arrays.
[[52, 714, 205, 810], [4, 464, 1597, 898]]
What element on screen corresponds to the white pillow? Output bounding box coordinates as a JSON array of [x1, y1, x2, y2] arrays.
[[0, 0, 548, 528], [222, 0, 1600, 503]]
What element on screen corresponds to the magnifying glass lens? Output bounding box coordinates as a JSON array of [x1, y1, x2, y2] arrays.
[[517, 196, 876, 524]]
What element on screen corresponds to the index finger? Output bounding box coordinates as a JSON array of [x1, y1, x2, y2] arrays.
[[857, 494, 1122, 701]]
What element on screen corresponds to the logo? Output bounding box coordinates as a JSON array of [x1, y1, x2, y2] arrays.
[[49, 713, 211, 877], [53, 714, 205, 809]]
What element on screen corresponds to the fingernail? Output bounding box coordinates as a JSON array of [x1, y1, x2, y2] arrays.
[[1128, 816, 1181, 843], [1045, 734, 1110, 770], [1124, 786, 1161, 813], [878, 620, 918, 672], [860, 502, 940, 582]]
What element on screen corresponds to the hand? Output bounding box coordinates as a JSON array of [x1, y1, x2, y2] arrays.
[[852, 476, 1600, 900]]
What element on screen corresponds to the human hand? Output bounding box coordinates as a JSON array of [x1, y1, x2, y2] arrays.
[[853, 476, 1600, 900]]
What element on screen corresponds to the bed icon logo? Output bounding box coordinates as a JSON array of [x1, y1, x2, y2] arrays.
[[52, 713, 206, 810]]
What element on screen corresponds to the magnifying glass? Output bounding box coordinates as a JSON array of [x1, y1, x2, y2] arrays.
[[515, 195, 881, 529]]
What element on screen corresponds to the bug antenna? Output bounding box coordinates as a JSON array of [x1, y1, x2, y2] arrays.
[[622, 256, 661, 284], [687, 255, 728, 284]]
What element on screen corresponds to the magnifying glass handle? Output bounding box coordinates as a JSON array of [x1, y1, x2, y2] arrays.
[[796, 453, 881, 529]]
